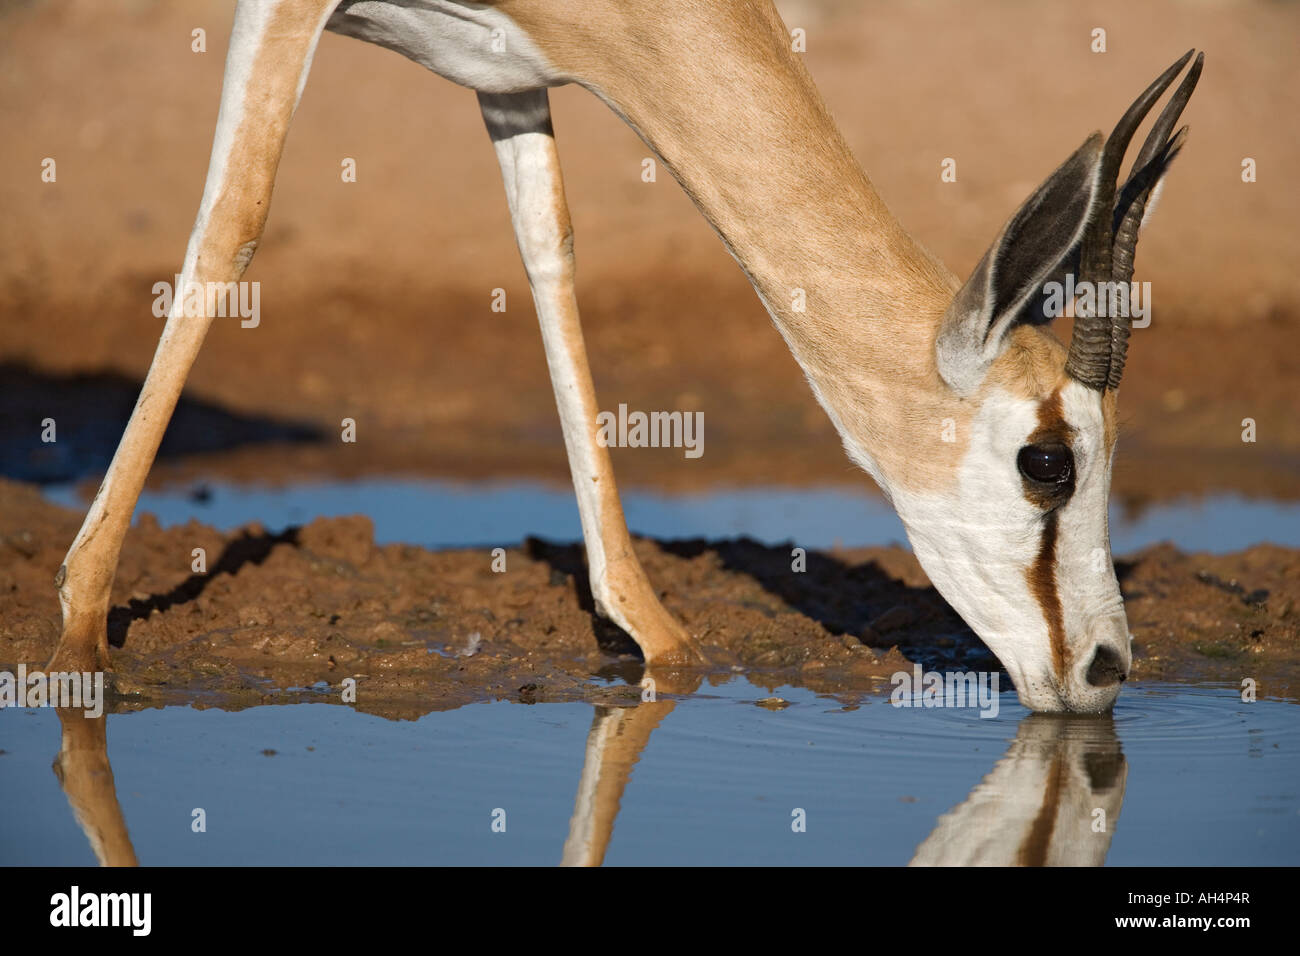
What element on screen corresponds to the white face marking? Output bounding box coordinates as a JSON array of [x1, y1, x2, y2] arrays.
[[889, 381, 1129, 712], [328, 0, 562, 93]]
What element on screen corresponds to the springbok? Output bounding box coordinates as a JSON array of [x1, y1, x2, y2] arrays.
[[47, 0, 1202, 713]]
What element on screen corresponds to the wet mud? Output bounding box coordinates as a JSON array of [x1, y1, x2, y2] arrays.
[[2, 479, 1296, 719]]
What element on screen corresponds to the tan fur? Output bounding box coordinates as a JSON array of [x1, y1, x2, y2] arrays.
[[492, 0, 1100, 497], [50, 0, 336, 673], [986, 326, 1071, 400], [1101, 388, 1120, 458]]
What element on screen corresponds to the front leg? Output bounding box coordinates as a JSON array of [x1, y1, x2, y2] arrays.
[[50, 0, 339, 673], [478, 90, 703, 666]]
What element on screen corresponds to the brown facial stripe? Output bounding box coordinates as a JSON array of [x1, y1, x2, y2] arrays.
[[1027, 510, 1068, 684], [1020, 388, 1076, 509], [1029, 389, 1072, 443], [1024, 388, 1071, 684], [1015, 752, 1066, 867]]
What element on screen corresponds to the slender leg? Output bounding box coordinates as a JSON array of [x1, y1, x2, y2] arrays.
[[478, 90, 703, 666], [49, 0, 339, 672]]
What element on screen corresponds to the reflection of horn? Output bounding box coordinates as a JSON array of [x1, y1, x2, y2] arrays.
[[909, 714, 1126, 866], [52, 710, 138, 867]]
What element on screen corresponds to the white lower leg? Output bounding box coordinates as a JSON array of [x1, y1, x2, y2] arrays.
[[478, 89, 701, 664]]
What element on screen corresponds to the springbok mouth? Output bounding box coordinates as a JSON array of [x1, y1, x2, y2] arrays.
[[1026, 695, 1121, 716], [1061, 683, 1125, 714], [1014, 671, 1125, 714]]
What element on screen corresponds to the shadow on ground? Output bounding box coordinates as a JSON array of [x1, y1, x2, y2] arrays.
[[0, 362, 323, 484], [523, 533, 997, 674]]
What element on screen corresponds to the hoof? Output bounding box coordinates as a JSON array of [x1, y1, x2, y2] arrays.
[[640, 664, 705, 697], [646, 641, 709, 669], [47, 630, 111, 676]]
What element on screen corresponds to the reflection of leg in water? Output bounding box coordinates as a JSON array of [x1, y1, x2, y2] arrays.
[[910, 714, 1126, 866], [52, 709, 138, 867], [561, 669, 701, 866]]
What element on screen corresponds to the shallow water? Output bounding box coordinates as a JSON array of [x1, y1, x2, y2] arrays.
[[41, 480, 1300, 553], [20, 482, 1300, 865], [1, 681, 1295, 865]]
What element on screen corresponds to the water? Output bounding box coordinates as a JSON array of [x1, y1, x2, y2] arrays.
[[1, 681, 1293, 865], [41, 479, 1300, 553], [20, 480, 1300, 865]]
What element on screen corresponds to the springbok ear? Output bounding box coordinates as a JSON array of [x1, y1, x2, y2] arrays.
[[936, 133, 1104, 395]]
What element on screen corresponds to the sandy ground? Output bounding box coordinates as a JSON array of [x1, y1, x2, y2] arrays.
[[1, 2, 1298, 711]]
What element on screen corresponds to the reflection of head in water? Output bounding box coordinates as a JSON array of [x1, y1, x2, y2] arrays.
[[910, 713, 1126, 866]]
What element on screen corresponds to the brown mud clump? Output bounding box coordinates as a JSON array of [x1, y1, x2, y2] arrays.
[[2, 479, 1297, 719]]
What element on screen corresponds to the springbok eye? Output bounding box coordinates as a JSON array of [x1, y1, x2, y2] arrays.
[[1017, 443, 1073, 485]]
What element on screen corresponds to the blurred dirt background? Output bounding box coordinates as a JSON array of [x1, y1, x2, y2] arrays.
[[1, 0, 1296, 502]]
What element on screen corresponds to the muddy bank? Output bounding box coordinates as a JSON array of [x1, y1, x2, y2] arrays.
[[2, 478, 1296, 719]]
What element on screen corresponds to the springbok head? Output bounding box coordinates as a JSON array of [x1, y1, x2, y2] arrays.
[[889, 51, 1203, 712]]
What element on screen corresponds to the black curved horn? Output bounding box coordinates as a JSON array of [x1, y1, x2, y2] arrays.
[[1106, 53, 1203, 389], [1065, 50, 1198, 390]]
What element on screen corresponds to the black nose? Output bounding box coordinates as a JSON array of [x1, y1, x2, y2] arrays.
[[1086, 645, 1128, 687]]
